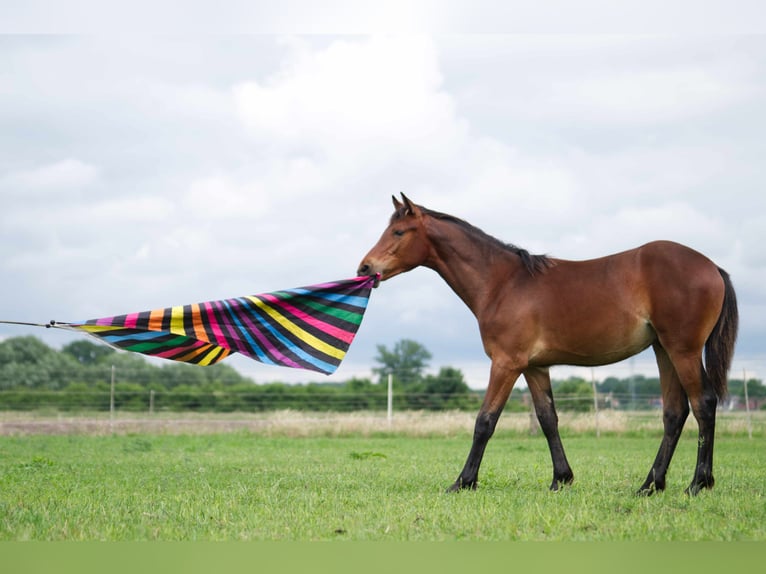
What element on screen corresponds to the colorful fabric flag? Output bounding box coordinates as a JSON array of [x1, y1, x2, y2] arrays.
[[50, 276, 377, 375]]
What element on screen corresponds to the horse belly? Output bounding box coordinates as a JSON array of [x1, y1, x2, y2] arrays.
[[530, 312, 656, 367]]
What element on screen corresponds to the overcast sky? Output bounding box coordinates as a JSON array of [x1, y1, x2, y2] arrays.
[[1, 33, 765, 387]]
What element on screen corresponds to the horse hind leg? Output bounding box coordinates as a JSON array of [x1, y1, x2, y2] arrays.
[[685, 359, 719, 495], [638, 343, 690, 495], [663, 347, 718, 495], [524, 367, 574, 490]]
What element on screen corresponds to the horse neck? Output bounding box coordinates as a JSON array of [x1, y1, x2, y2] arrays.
[[422, 217, 522, 314]]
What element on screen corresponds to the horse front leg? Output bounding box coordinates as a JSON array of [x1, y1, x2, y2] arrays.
[[524, 366, 574, 490], [448, 361, 521, 492]]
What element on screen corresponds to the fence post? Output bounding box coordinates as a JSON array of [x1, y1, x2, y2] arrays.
[[743, 369, 752, 440], [525, 393, 538, 435], [387, 372, 393, 426], [109, 365, 115, 433], [149, 389, 155, 415], [591, 368, 600, 438]]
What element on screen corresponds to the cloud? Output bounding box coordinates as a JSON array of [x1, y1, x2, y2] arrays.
[[1, 35, 764, 387], [548, 62, 759, 125], [443, 35, 765, 131], [1, 158, 99, 192], [233, 36, 465, 156]]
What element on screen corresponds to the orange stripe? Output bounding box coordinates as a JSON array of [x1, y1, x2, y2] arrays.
[[176, 344, 217, 363], [148, 308, 165, 331], [191, 303, 209, 342], [180, 345, 230, 365]]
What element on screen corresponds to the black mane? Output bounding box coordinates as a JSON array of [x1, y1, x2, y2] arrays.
[[393, 205, 554, 276]]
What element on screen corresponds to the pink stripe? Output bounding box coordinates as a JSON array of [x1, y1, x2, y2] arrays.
[[302, 280, 341, 290], [249, 330, 302, 368], [95, 312, 140, 328], [202, 301, 230, 348], [226, 298, 303, 368], [260, 293, 354, 343], [212, 299, 249, 354], [152, 339, 207, 359], [295, 275, 368, 291]]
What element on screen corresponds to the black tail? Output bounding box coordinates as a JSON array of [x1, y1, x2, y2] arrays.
[[705, 268, 739, 400]]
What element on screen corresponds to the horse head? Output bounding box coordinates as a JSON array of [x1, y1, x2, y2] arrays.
[[357, 193, 431, 285]]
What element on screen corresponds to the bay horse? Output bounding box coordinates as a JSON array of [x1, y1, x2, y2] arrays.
[[357, 194, 738, 495]]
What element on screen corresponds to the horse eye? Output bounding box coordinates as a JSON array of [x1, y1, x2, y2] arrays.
[[393, 229, 405, 237]]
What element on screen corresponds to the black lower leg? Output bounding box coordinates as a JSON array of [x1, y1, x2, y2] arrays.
[[535, 394, 574, 490], [639, 406, 688, 495], [448, 410, 500, 492], [687, 391, 718, 495]]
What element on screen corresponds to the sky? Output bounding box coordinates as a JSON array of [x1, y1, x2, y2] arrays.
[[1, 30, 765, 388]]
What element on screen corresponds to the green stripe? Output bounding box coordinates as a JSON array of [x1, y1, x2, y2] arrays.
[[123, 335, 196, 354], [300, 299, 364, 325]]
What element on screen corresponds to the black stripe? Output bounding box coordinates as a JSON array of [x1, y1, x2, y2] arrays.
[[182, 304, 195, 335], [135, 310, 152, 329]]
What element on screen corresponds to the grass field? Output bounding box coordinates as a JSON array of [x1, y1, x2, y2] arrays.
[[1, 411, 764, 541]]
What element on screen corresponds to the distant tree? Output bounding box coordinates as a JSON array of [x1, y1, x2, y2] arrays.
[[0, 336, 60, 366], [553, 377, 593, 412], [416, 366, 474, 410], [373, 339, 432, 388], [728, 378, 766, 399], [62, 340, 115, 365], [421, 366, 470, 395], [203, 363, 255, 387], [0, 336, 79, 390], [598, 376, 627, 395]]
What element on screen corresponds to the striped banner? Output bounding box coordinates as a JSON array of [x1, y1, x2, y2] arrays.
[[56, 276, 377, 375]]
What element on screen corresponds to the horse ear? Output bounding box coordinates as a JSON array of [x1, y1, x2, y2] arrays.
[[400, 193, 420, 216], [392, 195, 403, 210]]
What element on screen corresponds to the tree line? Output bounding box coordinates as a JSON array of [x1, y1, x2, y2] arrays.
[[0, 335, 762, 413], [0, 336, 481, 412]]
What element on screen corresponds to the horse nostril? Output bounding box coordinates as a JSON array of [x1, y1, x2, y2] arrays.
[[358, 264, 370, 276]]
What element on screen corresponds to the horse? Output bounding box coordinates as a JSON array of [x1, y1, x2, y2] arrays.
[[357, 194, 738, 495]]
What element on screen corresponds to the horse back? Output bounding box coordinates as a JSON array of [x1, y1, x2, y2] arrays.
[[487, 240, 726, 367]]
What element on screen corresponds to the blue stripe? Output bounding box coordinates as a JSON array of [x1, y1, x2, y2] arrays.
[[282, 288, 371, 309], [99, 330, 171, 342], [221, 299, 277, 366], [236, 296, 337, 374]]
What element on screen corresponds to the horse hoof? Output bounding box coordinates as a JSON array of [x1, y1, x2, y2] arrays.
[[637, 481, 664, 496], [685, 475, 714, 496], [549, 473, 574, 491], [446, 479, 477, 493]]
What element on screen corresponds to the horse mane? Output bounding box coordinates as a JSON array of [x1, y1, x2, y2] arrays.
[[392, 205, 554, 276]]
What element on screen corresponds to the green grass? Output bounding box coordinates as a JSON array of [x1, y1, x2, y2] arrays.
[[1, 429, 764, 541]]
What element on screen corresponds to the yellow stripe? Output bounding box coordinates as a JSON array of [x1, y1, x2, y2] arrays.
[[245, 295, 345, 360], [76, 325, 124, 334], [169, 305, 185, 336], [198, 347, 230, 366]]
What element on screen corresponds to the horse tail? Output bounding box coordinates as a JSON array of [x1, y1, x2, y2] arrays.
[[705, 267, 739, 400]]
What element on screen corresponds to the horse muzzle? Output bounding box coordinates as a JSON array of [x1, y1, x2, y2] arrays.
[[357, 263, 382, 287]]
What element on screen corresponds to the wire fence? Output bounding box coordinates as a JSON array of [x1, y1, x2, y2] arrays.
[[0, 405, 763, 438], [1, 361, 764, 438], [0, 388, 746, 413], [1, 386, 763, 412]]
